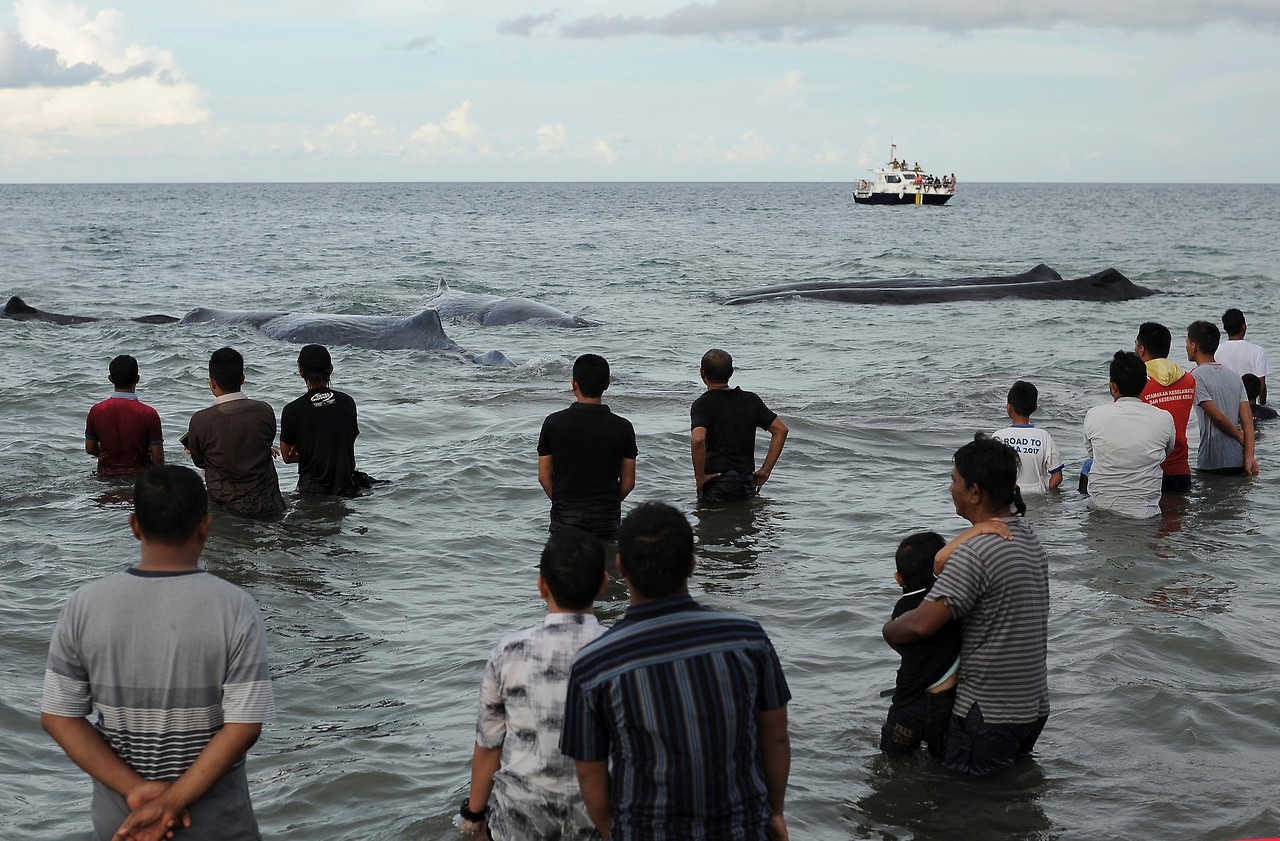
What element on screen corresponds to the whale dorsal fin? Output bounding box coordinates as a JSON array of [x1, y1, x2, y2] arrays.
[[4, 296, 36, 315], [438, 279, 450, 293]]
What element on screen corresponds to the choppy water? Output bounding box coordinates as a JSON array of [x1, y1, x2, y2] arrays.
[[2, 182, 1279, 840]]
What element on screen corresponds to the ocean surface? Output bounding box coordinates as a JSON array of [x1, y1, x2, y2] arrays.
[[2, 182, 1278, 841]]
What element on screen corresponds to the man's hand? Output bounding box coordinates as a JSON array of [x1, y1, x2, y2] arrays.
[[112, 785, 189, 841], [1246, 456, 1260, 476], [696, 473, 722, 498], [460, 817, 488, 837], [752, 467, 771, 490], [767, 812, 789, 840]]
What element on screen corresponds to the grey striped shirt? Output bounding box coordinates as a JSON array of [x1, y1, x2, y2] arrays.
[[43, 569, 275, 781], [928, 517, 1050, 724]]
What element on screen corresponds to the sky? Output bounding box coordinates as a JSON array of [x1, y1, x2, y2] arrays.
[[1, 0, 1278, 182]]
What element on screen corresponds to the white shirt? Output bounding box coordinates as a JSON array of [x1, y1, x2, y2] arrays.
[[1083, 397, 1176, 519], [1214, 339, 1269, 378]]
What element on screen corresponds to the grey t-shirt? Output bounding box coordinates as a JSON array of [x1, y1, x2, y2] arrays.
[[927, 517, 1050, 724], [43, 569, 275, 838], [1192, 363, 1247, 470]]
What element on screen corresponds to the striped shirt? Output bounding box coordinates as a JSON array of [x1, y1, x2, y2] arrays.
[[927, 517, 1050, 724], [560, 594, 790, 841], [42, 569, 275, 781]]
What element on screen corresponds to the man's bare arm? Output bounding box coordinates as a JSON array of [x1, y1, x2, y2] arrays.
[[619, 458, 636, 500], [754, 417, 789, 489], [758, 706, 790, 840], [883, 597, 953, 648], [538, 454, 554, 500], [575, 759, 612, 839]]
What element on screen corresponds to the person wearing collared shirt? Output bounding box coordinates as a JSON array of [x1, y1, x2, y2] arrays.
[[561, 502, 791, 840], [84, 354, 164, 477], [184, 346, 284, 519]]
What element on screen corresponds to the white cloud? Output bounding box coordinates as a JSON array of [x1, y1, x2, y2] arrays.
[[304, 112, 403, 158], [759, 70, 802, 106], [671, 131, 780, 165], [590, 139, 618, 165], [558, 0, 1279, 40], [408, 100, 496, 158], [0, 0, 207, 149], [535, 121, 568, 156]]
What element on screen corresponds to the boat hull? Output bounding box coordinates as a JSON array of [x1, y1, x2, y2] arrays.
[[853, 191, 953, 206]]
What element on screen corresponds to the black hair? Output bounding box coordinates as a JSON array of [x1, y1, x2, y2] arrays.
[[1243, 373, 1261, 402], [1222, 308, 1246, 337], [1136, 321, 1172, 359], [1007, 380, 1038, 417], [208, 346, 245, 393], [109, 354, 139, 389], [895, 531, 945, 592], [134, 465, 209, 544], [1187, 321, 1220, 356], [700, 348, 734, 384], [573, 354, 610, 399], [539, 527, 605, 611], [617, 501, 694, 599], [954, 436, 1026, 516], [297, 344, 332, 385], [1109, 350, 1148, 398]]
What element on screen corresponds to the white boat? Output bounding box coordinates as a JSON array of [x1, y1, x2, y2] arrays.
[[853, 145, 956, 206]]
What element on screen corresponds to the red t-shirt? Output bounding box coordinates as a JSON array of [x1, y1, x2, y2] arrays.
[[85, 394, 163, 477], [1140, 372, 1196, 476]]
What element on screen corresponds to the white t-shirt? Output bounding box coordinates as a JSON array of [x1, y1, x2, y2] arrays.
[[1214, 339, 1269, 378], [1083, 397, 1176, 518], [993, 424, 1064, 494]]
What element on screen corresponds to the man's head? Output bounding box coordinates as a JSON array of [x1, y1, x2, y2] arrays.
[[539, 527, 606, 610], [108, 354, 139, 390], [1135, 322, 1171, 361], [1222, 308, 1246, 338], [1006, 380, 1038, 418], [208, 346, 245, 393], [1187, 321, 1220, 359], [1243, 373, 1262, 403], [700, 348, 733, 385], [951, 436, 1024, 519], [1109, 350, 1148, 398], [617, 501, 695, 600], [298, 344, 333, 386], [133, 465, 209, 545], [895, 531, 945, 592], [572, 353, 610, 399]]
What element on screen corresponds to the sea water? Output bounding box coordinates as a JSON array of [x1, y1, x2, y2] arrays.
[[2, 182, 1279, 840]]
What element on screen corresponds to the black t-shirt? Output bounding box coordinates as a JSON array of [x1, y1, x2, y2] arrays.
[[279, 387, 360, 496], [689, 387, 777, 475], [890, 590, 962, 705], [537, 403, 637, 503]]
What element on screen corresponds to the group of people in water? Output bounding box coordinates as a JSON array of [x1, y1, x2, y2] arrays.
[[38, 304, 1270, 840]]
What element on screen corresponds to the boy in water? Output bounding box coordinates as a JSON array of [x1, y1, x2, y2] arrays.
[[41, 465, 275, 840], [461, 527, 608, 840], [992, 380, 1064, 493], [880, 532, 961, 757]]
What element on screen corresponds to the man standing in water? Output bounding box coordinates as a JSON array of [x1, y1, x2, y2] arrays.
[[538, 354, 637, 541], [280, 344, 363, 497], [690, 348, 788, 502], [1186, 320, 1259, 476], [84, 354, 164, 477], [883, 437, 1050, 776], [1215, 308, 1269, 405], [185, 347, 285, 519], [561, 501, 791, 839], [1135, 322, 1197, 494]]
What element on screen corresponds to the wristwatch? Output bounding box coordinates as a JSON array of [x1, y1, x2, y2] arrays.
[[459, 799, 490, 822]]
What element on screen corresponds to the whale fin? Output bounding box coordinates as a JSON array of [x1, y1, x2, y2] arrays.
[[4, 296, 36, 316], [437, 279, 450, 293]]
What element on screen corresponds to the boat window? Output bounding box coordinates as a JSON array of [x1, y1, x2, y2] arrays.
[[885, 175, 901, 184]]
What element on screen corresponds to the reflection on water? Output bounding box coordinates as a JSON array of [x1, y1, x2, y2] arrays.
[[851, 753, 1053, 840], [691, 498, 786, 593]]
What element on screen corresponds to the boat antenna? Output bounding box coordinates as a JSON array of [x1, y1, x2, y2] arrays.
[[890, 141, 896, 161]]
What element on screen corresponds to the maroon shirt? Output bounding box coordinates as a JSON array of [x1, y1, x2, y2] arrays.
[[85, 394, 163, 477]]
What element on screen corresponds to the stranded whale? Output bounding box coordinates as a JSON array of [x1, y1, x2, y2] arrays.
[[179, 307, 515, 366], [424, 280, 595, 328], [3, 296, 180, 325], [722, 264, 1157, 305], [4, 296, 513, 366]]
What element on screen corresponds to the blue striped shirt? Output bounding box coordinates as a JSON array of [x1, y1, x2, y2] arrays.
[[560, 594, 790, 840]]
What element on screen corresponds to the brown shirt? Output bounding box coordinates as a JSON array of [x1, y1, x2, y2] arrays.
[[187, 395, 284, 518]]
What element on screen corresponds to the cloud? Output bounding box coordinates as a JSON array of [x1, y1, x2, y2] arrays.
[[394, 35, 437, 51], [535, 122, 568, 156], [408, 100, 496, 159], [557, 0, 1280, 41], [671, 131, 778, 165], [497, 13, 557, 36], [0, 0, 208, 144], [759, 70, 802, 106], [303, 112, 403, 157]]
